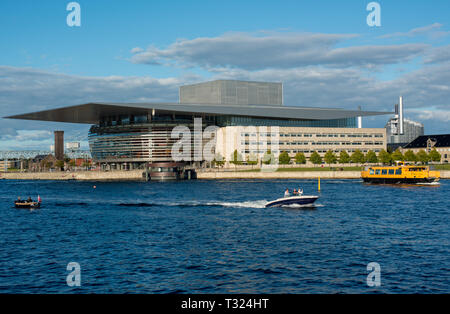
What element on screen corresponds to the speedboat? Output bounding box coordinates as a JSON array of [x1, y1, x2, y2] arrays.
[[14, 201, 41, 209], [265, 195, 319, 208]]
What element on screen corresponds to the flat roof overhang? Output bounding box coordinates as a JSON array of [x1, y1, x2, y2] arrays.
[[4, 102, 393, 124]]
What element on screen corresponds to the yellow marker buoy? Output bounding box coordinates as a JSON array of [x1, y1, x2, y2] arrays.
[[318, 177, 321, 192]]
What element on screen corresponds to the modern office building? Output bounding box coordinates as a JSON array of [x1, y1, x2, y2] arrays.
[[386, 118, 424, 146], [402, 134, 450, 163], [216, 126, 386, 164], [5, 80, 391, 169]]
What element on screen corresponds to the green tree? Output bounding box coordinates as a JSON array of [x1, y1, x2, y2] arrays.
[[391, 149, 404, 162], [350, 149, 365, 164], [429, 149, 441, 163], [324, 150, 337, 165], [213, 153, 225, 167], [294, 152, 307, 164], [378, 149, 392, 165], [45, 161, 53, 170], [310, 151, 322, 165], [339, 150, 350, 164], [246, 153, 258, 166], [404, 150, 417, 162], [55, 160, 65, 170], [416, 149, 430, 164], [365, 150, 378, 164], [230, 149, 243, 165], [278, 151, 291, 165], [263, 149, 275, 165], [69, 160, 76, 169]]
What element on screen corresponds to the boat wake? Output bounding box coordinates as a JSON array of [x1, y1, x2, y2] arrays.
[[280, 203, 324, 208], [118, 200, 269, 209], [117, 200, 325, 209], [416, 181, 441, 186]]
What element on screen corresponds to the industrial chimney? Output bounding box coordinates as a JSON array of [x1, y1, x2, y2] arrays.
[[54, 131, 64, 161], [357, 106, 362, 128], [399, 96, 404, 135]]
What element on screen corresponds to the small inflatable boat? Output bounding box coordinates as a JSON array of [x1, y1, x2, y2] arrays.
[[14, 201, 41, 209], [265, 195, 319, 208]]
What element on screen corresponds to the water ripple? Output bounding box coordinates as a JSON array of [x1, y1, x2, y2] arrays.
[[0, 179, 448, 293]]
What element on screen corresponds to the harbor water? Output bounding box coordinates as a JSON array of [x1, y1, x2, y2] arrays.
[[0, 179, 449, 293]]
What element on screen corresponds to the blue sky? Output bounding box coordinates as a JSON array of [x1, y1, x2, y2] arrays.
[[0, 0, 449, 150]]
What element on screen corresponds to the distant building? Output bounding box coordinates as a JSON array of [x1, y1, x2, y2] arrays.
[[29, 154, 57, 171], [402, 134, 450, 163], [386, 118, 424, 149], [74, 158, 92, 167], [66, 142, 81, 150], [0, 160, 15, 171]]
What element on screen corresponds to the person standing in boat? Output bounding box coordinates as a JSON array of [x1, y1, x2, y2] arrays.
[[284, 189, 290, 197], [298, 188, 303, 195], [293, 189, 298, 196]]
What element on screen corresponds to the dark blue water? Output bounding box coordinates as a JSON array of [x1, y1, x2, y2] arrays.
[[0, 179, 448, 293]]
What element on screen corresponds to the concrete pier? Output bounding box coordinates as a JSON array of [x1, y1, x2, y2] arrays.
[[0, 170, 144, 181]]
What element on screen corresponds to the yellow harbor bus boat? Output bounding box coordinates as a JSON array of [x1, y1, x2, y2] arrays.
[[361, 161, 440, 184]]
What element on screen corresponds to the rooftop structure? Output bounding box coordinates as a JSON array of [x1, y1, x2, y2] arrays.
[[180, 80, 283, 106]]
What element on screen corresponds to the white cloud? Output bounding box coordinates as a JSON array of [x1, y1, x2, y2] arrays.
[[378, 23, 448, 39], [130, 32, 428, 70], [414, 109, 450, 122], [130, 47, 144, 54], [424, 45, 450, 64]]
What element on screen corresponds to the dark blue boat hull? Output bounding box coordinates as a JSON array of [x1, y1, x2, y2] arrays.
[[265, 196, 319, 208]]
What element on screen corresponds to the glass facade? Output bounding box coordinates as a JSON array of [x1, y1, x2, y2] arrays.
[[216, 116, 356, 128], [89, 114, 213, 164]]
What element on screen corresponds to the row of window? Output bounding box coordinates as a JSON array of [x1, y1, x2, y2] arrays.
[[242, 149, 381, 154], [218, 116, 356, 128], [271, 142, 384, 146], [242, 133, 385, 138], [370, 169, 402, 175]]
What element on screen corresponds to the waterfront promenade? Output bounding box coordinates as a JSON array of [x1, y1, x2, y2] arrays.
[[1, 170, 449, 181]]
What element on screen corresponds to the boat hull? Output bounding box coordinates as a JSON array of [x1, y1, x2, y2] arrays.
[[15, 202, 41, 209], [265, 196, 319, 208], [362, 177, 440, 184]]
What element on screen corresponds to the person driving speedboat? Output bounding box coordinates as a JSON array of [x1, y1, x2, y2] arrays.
[[284, 189, 290, 197]]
